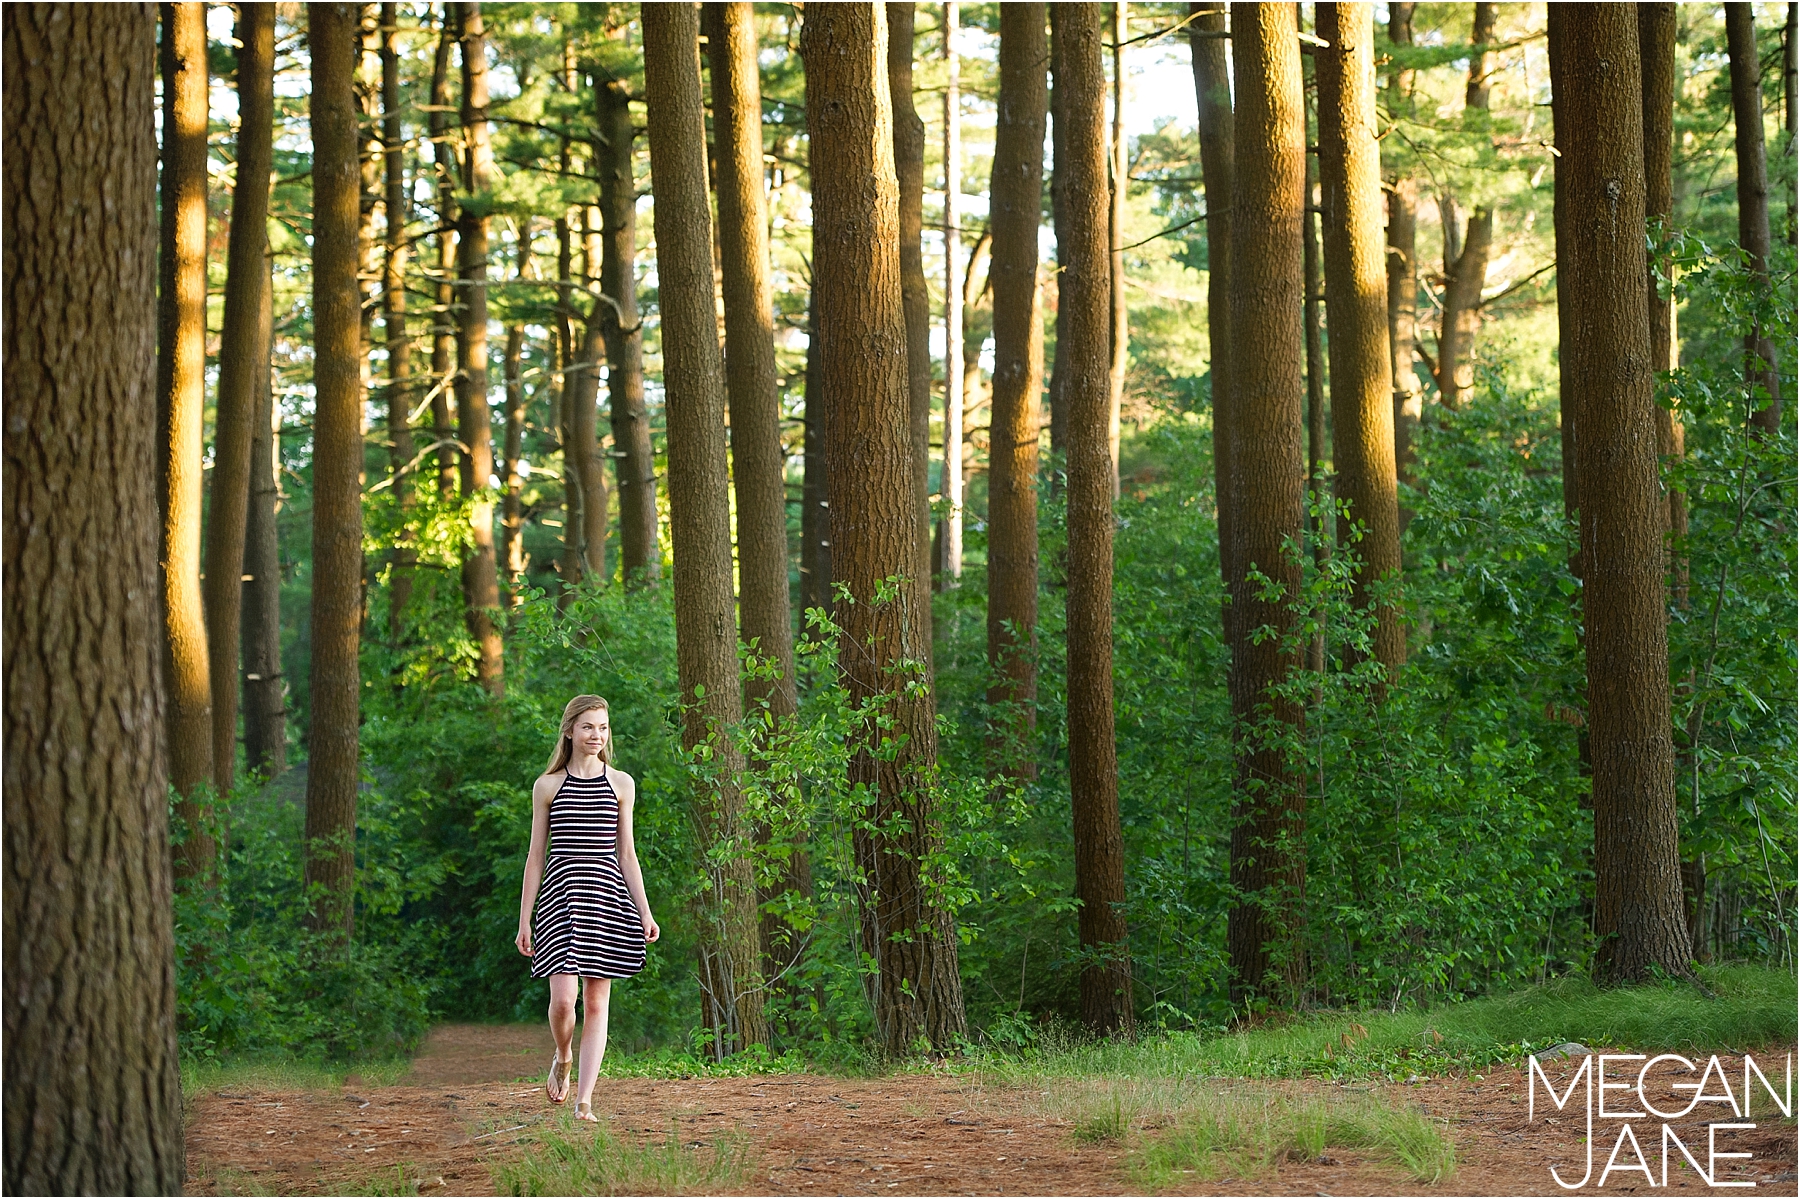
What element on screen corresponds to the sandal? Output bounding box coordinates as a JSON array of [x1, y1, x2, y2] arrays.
[[547, 1052, 573, 1105], [576, 1100, 598, 1123]]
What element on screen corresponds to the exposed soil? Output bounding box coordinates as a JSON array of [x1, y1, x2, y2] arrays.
[[184, 1026, 1796, 1196]]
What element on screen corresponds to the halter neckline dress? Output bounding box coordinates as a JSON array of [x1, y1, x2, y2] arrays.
[[530, 766, 647, 980]]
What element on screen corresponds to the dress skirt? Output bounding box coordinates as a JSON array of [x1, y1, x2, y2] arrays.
[[530, 855, 647, 980]]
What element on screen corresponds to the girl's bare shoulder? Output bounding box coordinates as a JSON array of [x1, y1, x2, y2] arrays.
[[607, 766, 638, 800], [532, 772, 566, 803]]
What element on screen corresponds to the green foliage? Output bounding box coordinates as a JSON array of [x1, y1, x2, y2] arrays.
[[491, 1117, 758, 1196]]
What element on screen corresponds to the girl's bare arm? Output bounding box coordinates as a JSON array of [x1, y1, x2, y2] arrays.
[[515, 774, 558, 955], [612, 771, 660, 942]]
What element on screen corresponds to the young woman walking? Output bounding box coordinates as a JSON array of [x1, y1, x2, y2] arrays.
[[517, 695, 660, 1122]]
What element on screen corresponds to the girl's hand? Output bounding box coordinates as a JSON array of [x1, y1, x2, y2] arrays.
[[642, 916, 660, 944], [516, 925, 533, 957]]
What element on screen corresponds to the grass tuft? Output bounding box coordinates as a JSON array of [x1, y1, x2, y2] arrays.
[[491, 1115, 757, 1196]]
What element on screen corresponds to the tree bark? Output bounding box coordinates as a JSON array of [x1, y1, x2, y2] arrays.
[[643, 1, 767, 1054], [1318, 2, 1404, 673], [1726, 3, 1782, 433], [429, 12, 459, 499], [1225, 1, 1308, 1005], [244, 253, 286, 779], [800, 294, 832, 617], [1302, 105, 1326, 680], [986, 2, 1047, 774], [942, 1, 965, 582], [568, 290, 610, 583], [3, 8, 186, 1188], [1107, 1, 1128, 496], [802, 1, 967, 1055], [596, 73, 659, 585], [1053, 2, 1134, 1038], [156, 0, 214, 874], [455, 2, 504, 693], [1190, 1, 1237, 664], [888, 3, 935, 609], [1549, 3, 1691, 983], [305, 0, 365, 938], [502, 321, 527, 592], [1048, 8, 1072, 469], [206, 2, 275, 801], [382, 0, 415, 635], [1386, 2, 1422, 520], [1432, 2, 1495, 411], [1639, 3, 1685, 605]]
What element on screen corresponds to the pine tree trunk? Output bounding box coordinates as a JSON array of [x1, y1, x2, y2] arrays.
[[1640, 3, 1686, 606], [643, 1, 767, 1054], [305, 0, 366, 939], [1225, 1, 1308, 1005], [1432, 3, 1495, 411], [1107, 1, 1128, 496], [1190, 1, 1237, 664], [206, 2, 275, 801], [1318, 2, 1404, 674], [1048, 8, 1072, 469], [1302, 112, 1327, 681], [243, 253, 286, 779], [555, 209, 586, 595], [1726, 3, 1782, 433], [456, 2, 504, 694], [3, 8, 186, 1187], [1549, 3, 1691, 983], [888, 3, 935, 607], [800, 295, 832, 616], [942, 2, 965, 583], [382, 0, 416, 635], [1386, 2, 1422, 520], [802, 1, 967, 1055], [568, 309, 610, 584], [986, 2, 1046, 775], [429, 15, 459, 499], [1054, 2, 1134, 1038], [157, 0, 214, 874], [596, 74, 659, 585], [502, 322, 527, 592]]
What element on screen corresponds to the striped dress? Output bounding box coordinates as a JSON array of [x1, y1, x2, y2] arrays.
[[529, 767, 647, 980]]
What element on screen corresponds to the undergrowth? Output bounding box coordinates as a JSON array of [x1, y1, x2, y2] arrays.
[[490, 1116, 757, 1196]]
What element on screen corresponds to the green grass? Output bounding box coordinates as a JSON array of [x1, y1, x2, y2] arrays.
[[984, 965, 1797, 1082], [180, 1054, 412, 1100], [490, 1115, 758, 1196]]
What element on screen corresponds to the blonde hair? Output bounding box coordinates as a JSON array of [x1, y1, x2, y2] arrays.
[[545, 695, 612, 774]]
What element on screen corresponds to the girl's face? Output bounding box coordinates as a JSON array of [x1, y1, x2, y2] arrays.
[[571, 708, 609, 759]]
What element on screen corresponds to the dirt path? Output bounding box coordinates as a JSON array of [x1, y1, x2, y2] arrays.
[[184, 1028, 1795, 1196]]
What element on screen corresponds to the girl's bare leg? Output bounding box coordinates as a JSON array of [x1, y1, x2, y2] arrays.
[[548, 974, 578, 1090], [574, 976, 612, 1115]]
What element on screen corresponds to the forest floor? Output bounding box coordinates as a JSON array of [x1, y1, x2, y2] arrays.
[[184, 1024, 1796, 1197]]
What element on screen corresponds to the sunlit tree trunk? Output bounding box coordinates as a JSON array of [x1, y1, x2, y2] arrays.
[[941, 1, 964, 582], [206, 2, 275, 801], [888, 2, 935, 607], [1189, 1, 1237, 666], [1107, 1, 1128, 495], [3, 8, 185, 1188], [455, 2, 504, 693], [1385, 2, 1423, 520], [802, 0, 967, 1055], [986, 2, 1046, 775], [1225, 1, 1308, 1005], [1318, 2, 1404, 675], [305, 0, 366, 938], [1549, 3, 1691, 984], [243, 256, 286, 779], [568, 213, 610, 585], [156, 0, 214, 875], [1054, 2, 1134, 1037], [596, 70, 659, 585], [1432, 3, 1495, 411], [381, 0, 415, 635], [1048, 8, 1072, 469], [1726, 3, 1782, 433], [643, 1, 766, 1054], [429, 13, 459, 498]]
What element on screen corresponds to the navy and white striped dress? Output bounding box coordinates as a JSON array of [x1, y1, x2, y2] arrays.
[[530, 767, 647, 980]]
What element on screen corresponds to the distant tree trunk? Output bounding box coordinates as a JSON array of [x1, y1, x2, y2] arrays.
[[802, 1, 967, 1055], [207, 1, 275, 801], [942, 1, 965, 583], [888, 2, 935, 606], [156, 0, 214, 875], [1053, 2, 1133, 1038], [642, 1, 766, 1054], [1386, 2, 1423, 518], [568, 301, 610, 584], [800, 295, 832, 616], [986, 2, 1047, 776], [1639, 3, 1686, 606], [455, 2, 504, 694], [1549, 4, 1691, 984], [243, 255, 286, 779], [1727, 3, 1782, 433], [1301, 102, 1326, 679], [596, 74, 659, 585], [1318, 2, 1404, 675], [3, 9, 186, 1189], [501, 321, 527, 594], [1107, 1, 1128, 496], [1465, 0, 1496, 107], [1190, 1, 1237, 662], [1048, 8, 1072, 468], [1432, 3, 1495, 411], [555, 206, 586, 595], [305, 0, 365, 939], [382, 0, 415, 634], [1787, 1, 1798, 245], [429, 14, 459, 498], [1225, 1, 1308, 1005]]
